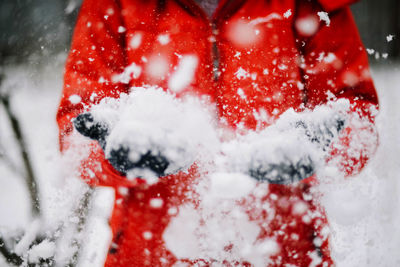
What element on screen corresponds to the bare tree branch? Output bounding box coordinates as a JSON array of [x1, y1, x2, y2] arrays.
[[0, 236, 23, 266], [0, 72, 42, 265], [0, 86, 40, 218], [66, 187, 94, 267]]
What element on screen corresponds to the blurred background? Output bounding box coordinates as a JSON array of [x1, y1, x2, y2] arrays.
[[0, 0, 399, 266], [0, 0, 399, 64]]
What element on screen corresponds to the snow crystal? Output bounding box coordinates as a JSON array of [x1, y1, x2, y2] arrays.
[[235, 67, 249, 80], [366, 48, 375, 55], [28, 240, 56, 263], [129, 32, 142, 49], [149, 198, 164, 208], [157, 34, 170, 45], [118, 26, 126, 33], [168, 55, 198, 93], [143, 231, 153, 240], [118, 186, 129, 196], [292, 201, 308, 215], [227, 20, 264, 47], [208, 172, 256, 199], [308, 250, 323, 267], [69, 94, 81, 104], [342, 71, 359, 87], [283, 9, 292, 19], [145, 55, 169, 79], [249, 13, 282, 26], [317, 11, 330, 26], [317, 52, 336, 63], [237, 88, 246, 99], [386, 34, 395, 42], [112, 62, 142, 84], [106, 8, 114, 15], [295, 15, 319, 37], [167, 207, 178, 215], [234, 51, 241, 59], [278, 64, 288, 70]]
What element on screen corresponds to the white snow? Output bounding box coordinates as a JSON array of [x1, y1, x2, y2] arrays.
[[295, 15, 319, 36], [149, 198, 164, 208], [367, 48, 375, 55], [157, 34, 170, 45], [117, 26, 126, 33], [145, 54, 169, 80], [283, 9, 292, 19], [129, 32, 142, 49], [89, 86, 218, 180], [111, 62, 142, 84], [168, 55, 198, 93], [386, 34, 395, 42], [208, 172, 256, 199], [317, 11, 330, 26], [235, 67, 249, 79], [69, 94, 82, 104], [249, 13, 283, 26], [28, 239, 56, 263]]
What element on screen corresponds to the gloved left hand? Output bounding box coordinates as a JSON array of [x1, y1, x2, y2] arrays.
[[223, 112, 346, 185], [73, 112, 170, 177], [250, 115, 345, 184]]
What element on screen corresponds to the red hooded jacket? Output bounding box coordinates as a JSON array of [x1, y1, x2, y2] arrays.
[[57, 0, 378, 266]]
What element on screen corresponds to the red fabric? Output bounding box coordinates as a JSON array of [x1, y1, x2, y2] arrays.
[[57, 0, 378, 266], [318, 0, 359, 12]]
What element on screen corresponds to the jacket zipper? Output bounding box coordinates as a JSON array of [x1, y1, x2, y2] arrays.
[[211, 22, 220, 81]]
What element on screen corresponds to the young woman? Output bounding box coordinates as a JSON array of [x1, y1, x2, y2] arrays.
[[57, 0, 378, 265]]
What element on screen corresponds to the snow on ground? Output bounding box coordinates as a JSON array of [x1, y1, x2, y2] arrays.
[[0, 57, 399, 266]]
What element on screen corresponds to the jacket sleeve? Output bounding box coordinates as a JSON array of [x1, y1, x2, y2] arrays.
[[294, 0, 379, 175], [57, 0, 141, 187]]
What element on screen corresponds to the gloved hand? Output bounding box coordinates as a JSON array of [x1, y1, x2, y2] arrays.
[[294, 115, 345, 151], [73, 112, 109, 149], [251, 115, 346, 184], [225, 111, 346, 185], [73, 112, 170, 177], [249, 155, 315, 184]]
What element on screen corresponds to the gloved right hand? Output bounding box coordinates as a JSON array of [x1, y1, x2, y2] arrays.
[[73, 112, 170, 177]]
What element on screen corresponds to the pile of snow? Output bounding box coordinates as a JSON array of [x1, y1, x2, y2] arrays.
[[163, 172, 280, 266], [88, 86, 219, 180]]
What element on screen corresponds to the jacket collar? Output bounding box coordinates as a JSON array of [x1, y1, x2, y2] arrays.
[[318, 0, 359, 12], [174, 0, 246, 23], [172, 0, 359, 23]]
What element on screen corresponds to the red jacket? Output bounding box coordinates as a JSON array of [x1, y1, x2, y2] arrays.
[[57, 0, 378, 266]]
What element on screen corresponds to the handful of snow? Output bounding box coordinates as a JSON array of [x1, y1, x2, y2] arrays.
[[88, 86, 218, 180], [219, 100, 352, 183]]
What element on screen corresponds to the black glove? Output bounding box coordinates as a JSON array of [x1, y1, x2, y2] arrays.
[[73, 113, 109, 149], [107, 147, 169, 176], [249, 155, 315, 184], [248, 116, 345, 184], [73, 112, 170, 177], [295, 116, 345, 151]]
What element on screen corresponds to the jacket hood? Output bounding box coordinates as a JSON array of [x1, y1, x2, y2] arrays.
[[318, 0, 359, 12]]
